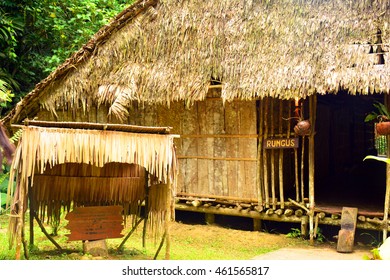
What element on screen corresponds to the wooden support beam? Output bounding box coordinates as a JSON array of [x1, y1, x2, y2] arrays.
[[205, 213, 215, 225], [253, 219, 262, 231]]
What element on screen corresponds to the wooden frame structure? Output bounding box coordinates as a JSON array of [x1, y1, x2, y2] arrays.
[[6, 121, 178, 259]]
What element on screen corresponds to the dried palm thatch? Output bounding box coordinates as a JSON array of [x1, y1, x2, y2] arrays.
[[3, 0, 390, 126], [7, 124, 178, 248]]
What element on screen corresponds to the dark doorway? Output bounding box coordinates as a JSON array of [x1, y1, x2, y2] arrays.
[[315, 92, 385, 213]]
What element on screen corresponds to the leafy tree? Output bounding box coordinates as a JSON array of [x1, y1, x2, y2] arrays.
[[0, 0, 133, 116]]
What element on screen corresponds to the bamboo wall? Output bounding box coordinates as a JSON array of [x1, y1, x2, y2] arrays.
[[124, 90, 259, 200]]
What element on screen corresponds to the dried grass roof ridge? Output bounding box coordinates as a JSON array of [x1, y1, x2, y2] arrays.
[[3, 0, 390, 124]]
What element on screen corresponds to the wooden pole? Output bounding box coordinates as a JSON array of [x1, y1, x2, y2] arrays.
[[15, 180, 25, 259], [28, 181, 34, 247], [142, 170, 149, 248], [257, 100, 264, 206], [384, 95, 390, 240], [301, 136, 305, 203], [270, 99, 276, 210], [308, 94, 317, 245], [165, 180, 172, 260], [263, 98, 270, 208], [118, 217, 144, 251], [278, 100, 285, 209], [35, 215, 62, 251]]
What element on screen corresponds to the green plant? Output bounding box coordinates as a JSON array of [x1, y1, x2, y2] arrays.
[[286, 228, 302, 238], [364, 101, 390, 123]]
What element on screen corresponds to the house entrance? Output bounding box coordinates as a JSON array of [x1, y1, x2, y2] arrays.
[[315, 92, 386, 213]]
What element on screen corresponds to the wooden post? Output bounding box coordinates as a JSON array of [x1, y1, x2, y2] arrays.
[[28, 181, 34, 247], [165, 180, 172, 260], [384, 94, 390, 241], [270, 100, 276, 210], [142, 170, 149, 248], [278, 100, 285, 209], [308, 94, 317, 245], [253, 219, 262, 231], [205, 213, 215, 225], [257, 100, 264, 207], [15, 180, 25, 260], [263, 98, 270, 208], [301, 215, 309, 238]]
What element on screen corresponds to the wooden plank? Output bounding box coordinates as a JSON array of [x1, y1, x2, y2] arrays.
[[337, 207, 358, 253], [212, 98, 226, 196], [179, 103, 199, 194], [65, 206, 124, 241], [238, 100, 258, 200], [197, 100, 210, 196]]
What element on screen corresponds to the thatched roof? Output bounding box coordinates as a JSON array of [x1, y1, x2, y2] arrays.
[[3, 0, 390, 124]]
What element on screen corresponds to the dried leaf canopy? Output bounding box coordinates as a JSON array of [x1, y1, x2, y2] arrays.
[[6, 0, 390, 123]]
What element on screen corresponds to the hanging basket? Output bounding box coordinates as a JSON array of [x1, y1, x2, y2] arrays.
[[376, 122, 390, 135], [294, 120, 311, 136]]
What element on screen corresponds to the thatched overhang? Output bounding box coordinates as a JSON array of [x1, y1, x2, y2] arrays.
[[7, 121, 178, 251], [2, 0, 390, 124]]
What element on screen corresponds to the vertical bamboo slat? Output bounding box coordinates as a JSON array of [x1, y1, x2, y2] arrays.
[[270, 100, 276, 210], [308, 94, 317, 245], [301, 136, 305, 202], [384, 95, 390, 240], [278, 100, 285, 209], [257, 100, 264, 206], [263, 98, 269, 208]]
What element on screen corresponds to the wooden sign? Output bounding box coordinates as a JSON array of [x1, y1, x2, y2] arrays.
[[263, 137, 299, 149], [65, 206, 124, 241]]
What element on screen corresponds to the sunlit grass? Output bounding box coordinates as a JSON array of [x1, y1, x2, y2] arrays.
[[0, 212, 307, 260]]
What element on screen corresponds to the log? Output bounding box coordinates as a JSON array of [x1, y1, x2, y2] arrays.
[[191, 200, 202, 207], [295, 209, 304, 217], [358, 215, 366, 222], [284, 209, 294, 217], [175, 203, 390, 231], [266, 209, 274, 215], [331, 214, 340, 220], [275, 209, 284, 216], [317, 212, 326, 220]]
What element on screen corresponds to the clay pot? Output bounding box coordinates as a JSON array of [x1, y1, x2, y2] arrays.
[[294, 120, 311, 136], [376, 122, 390, 135]]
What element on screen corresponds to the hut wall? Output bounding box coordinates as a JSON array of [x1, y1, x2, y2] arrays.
[[125, 97, 258, 200]]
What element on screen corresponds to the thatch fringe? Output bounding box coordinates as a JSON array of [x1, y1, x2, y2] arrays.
[[7, 125, 177, 248]]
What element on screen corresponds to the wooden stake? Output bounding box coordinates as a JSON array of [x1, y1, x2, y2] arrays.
[[278, 100, 284, 209], [384, 95, 390, 240], [165, 180, 172, 260], [153, 231, 166, 260], [34, 215, 62, 251], [270, 99, 276, 210], [294, 148, 300, 201], [257, 100, 264, 206], [263, 98, 269, 208], [118, 218, 144, 252], [308, 94, 317, 245], [142, 170, 149, 248], [301, 136, 305, 203]]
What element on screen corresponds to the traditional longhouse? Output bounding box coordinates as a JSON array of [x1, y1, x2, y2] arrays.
[[3, 0, 390, 254]]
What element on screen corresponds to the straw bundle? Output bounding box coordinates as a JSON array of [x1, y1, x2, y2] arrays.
[[7, 125, 177, 247], [3, 0, 390, 126]]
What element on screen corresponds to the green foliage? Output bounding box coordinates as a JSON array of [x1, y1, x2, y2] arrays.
[[364, 155, 390, 164], [0, 0, 134, 116], [364, 101, 390, 123], [286, 228, 302, 238]]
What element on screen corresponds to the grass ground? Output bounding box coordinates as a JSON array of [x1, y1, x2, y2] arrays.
[[0, 212, 312, 260]]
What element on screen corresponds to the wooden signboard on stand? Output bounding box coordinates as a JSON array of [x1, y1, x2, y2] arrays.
[[65, 206, 124, 241]]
